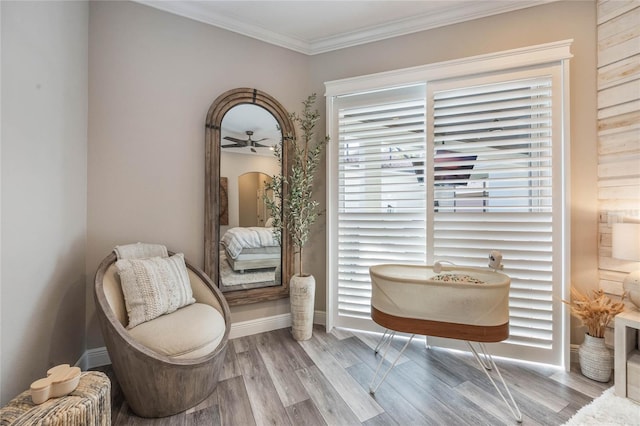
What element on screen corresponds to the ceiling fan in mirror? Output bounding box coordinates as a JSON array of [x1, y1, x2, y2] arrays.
[[222, 130, 271, 153]]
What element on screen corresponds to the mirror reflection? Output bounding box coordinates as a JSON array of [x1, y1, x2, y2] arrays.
[[218, 105, 282, 292], [238, 172, 273, 227]]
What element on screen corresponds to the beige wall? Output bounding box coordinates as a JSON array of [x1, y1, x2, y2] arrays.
[[307, 0, 598, 343], [86, 1, 310, 348], [86, 0, 598, 350], [0, 1, 88, 405]]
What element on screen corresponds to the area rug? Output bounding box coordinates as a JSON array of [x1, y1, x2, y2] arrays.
[[219, 253, 276, 290], [563, 387, 640, 425]]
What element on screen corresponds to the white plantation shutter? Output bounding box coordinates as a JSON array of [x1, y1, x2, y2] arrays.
[[334, 85, 427, 330], [428, 66, 565, 364], [326, 46, 570, 366]]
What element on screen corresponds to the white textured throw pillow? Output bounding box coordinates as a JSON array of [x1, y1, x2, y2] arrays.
[[116, 253, 196, 329]]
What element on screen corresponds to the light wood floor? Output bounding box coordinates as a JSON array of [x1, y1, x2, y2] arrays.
[[95, 325, 611, 425]]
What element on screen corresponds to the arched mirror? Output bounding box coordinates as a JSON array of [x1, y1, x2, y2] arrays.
[[205, 88, 294, 305]]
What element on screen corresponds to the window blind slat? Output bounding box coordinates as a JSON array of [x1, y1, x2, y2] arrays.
[[434, 98, 551, 118], [434, 86, 551, 107], [433, 77, 552, 99], [434, 127, 552, 143], [339, 99, 425, 116], [436, 117, 551, 134], [434, 107, 552, 125]]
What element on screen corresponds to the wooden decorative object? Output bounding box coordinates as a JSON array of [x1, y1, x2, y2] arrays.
[[205, 88, 295, 306], [30, 364, 81, 404], [94, 251, 231, 418]]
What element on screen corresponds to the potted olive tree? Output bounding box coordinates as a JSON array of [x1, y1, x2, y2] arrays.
[[265, 94, 329, 340]]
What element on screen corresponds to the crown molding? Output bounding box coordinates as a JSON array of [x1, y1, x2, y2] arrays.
[[134, 1, 556, 56], [135, 0, 310, 54], [309, 1, 555, 55]]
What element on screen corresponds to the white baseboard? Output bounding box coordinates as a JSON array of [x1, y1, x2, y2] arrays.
[[570, 343, 579, 364], [229, 310, 326, 339], [314, 310, 327, 327], [81, 311, 328, 369], [78, 347, 111, 370], [228, 313, 292, 339]]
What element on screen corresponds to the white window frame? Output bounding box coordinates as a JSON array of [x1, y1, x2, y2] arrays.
[[326, 40, 572, 368]]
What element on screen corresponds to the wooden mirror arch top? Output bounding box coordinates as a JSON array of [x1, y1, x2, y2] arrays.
[[205, 88, 295, 306]]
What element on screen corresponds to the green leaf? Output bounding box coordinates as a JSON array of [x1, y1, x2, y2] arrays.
[[261, 94, 330, 276]]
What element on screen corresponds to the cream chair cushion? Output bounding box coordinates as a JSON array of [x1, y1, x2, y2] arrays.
[[128, 303, 225, 359]]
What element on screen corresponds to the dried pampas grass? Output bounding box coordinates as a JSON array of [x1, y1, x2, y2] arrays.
[[563, 288, 626, 338]]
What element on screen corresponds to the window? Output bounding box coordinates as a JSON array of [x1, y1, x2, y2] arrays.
[[326, 41, 571, 366]]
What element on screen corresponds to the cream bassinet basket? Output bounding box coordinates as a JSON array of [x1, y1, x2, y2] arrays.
[[368, 252, 523, 423]]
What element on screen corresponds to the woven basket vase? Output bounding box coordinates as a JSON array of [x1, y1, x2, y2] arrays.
[[579, 333, 612, 382]]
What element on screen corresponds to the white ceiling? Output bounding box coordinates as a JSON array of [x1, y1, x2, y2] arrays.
[[135, 0, 555, 55]]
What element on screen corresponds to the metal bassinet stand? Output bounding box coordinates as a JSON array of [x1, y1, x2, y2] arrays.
[[368, 329, 523, 423]]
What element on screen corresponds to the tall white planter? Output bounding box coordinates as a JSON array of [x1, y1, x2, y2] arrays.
[[290, 274, 315, 340]]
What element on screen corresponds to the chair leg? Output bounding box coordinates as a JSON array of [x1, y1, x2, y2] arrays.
[[369, 333, 414, 394], [467, 341, 523, 423]]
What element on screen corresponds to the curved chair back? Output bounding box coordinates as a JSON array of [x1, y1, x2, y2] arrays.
[[94, 251, 231, 418]]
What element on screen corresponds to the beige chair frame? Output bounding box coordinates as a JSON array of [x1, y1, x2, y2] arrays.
[[94, 251, 231, 418]]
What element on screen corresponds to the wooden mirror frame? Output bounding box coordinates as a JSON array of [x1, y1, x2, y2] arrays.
[[205, 88, 294, 305]]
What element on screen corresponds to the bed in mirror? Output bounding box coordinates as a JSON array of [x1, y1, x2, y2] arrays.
[[205, 88, 294, 305]]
